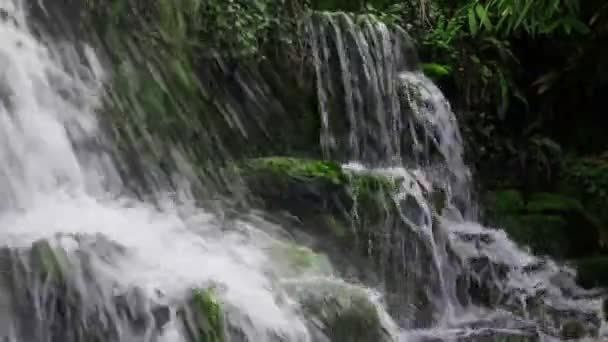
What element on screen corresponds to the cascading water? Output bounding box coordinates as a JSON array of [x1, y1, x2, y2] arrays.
[[307, 11, 606, 341], [0, 2, 605, 342]]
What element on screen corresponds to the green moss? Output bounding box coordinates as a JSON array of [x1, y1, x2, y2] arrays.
[[243, 157, 346, 185], [190, 289, 225, 342], [347, 170, 400, 197]]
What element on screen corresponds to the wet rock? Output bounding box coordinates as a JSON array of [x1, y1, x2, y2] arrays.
[[240, 157, 449, 328], [0, 235, 170, 342], [285, 279, 394, 342], [464, 256, 511, 307], [114, 287, 172, 333]]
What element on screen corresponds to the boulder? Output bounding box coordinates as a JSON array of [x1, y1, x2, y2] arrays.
[[284, 279, 394, 342], [239, 157, 449, 328]]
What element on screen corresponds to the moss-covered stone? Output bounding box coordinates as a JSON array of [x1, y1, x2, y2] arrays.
[[240, 157, 446, 326], [286, 280, 393, 342], [484, 190, 603, 258], [181, 288, 225, 342], [240, 157, 401, 242]]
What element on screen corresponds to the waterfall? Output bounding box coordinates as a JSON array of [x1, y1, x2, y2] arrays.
[[0, 1, 605, 342], [0, 2, 351, 341]]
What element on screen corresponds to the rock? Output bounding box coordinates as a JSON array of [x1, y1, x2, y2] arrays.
[[284, 279, 394, 342], [240, 157, 401, 242], [239, 157, 449, 328]]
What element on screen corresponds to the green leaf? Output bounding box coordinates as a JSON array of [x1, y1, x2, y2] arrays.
[[513, 0, 534, 33], [468, 7, 478, 35], [422, 63, 452, 79], [475, 4, 492, 30]]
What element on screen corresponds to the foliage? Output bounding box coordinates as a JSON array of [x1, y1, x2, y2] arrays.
[[484, 189, 603, 258], [403, 0, 608, 194], [563, 157, 608, 201], [421, 63, 452, 79], [560, 156, 608, 233]]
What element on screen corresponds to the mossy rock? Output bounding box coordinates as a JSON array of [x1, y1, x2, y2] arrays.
[[240, 157, 401, 240], [240, 157, 445, 325], [484, 190, 602, 258], [181, 288, 226, 342], [285, 280, 393, 342]]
